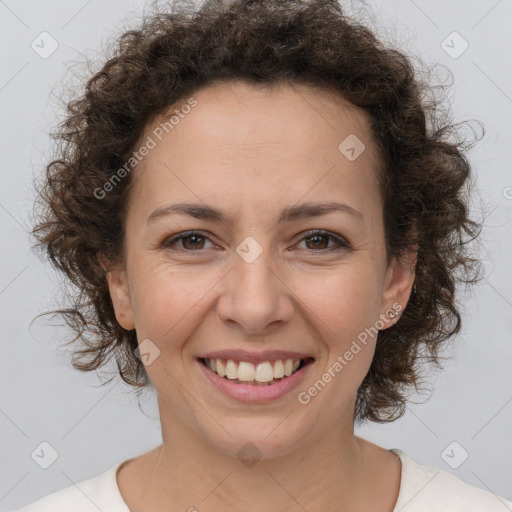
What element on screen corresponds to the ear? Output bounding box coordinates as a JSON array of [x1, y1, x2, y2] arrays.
[[379, 245, 417, 329], [98, 253, 135, 331]]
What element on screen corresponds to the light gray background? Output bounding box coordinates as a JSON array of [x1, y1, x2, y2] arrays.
[[1, 0, 511, 510]]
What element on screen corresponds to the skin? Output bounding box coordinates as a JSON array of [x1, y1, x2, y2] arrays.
[[102, 80, 416, 511]]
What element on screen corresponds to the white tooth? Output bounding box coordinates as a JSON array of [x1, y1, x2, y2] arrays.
[[284, 359, 294, 377], [225, 359, 238, 380], [292, 359, 300, 372], [216, 359, 225, 377], [273, 360, 285, 378], [238, 361, 256, 381], [255, 361, 274, 382], [209, 359, 217, 373]]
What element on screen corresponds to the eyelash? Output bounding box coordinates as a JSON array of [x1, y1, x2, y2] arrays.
[[162, 230, 349, 254]]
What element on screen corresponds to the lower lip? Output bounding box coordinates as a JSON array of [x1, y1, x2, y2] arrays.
[[197, 359, 313, 403]]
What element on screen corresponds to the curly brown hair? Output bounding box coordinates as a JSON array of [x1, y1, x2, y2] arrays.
[[30, 0, 483, 425]]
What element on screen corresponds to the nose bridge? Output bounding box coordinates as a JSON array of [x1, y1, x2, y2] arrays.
[[234, 242, 279, 309]]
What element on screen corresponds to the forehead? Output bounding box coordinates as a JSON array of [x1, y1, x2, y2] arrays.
[[128, 80, 383, 223], [148, 79, 375, 155]]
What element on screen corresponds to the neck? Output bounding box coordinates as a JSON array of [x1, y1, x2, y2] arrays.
[[128, 398, 399, 511]]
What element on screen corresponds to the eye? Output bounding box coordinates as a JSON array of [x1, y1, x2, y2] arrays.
[[162, 229, 349, 253], [163, 231, 215, 251], [295, 230, 349, 252]]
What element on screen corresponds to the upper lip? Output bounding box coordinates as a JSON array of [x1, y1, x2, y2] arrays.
[[198, 350, 315, 365]]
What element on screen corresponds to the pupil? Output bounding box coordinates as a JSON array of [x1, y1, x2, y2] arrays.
[[308, 235, 327, 249], [185, 235, 203, 249]]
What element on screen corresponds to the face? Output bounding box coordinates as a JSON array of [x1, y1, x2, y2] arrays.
[[104, 80, 415, 458]]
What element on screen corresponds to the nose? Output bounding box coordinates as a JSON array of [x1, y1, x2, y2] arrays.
[[216, 250, 294, 335]]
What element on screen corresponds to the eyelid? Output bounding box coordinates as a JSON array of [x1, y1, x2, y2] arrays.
[[163, 230, 218, 250], [162, 229, 350, 252], [296, 229, 349, 249]]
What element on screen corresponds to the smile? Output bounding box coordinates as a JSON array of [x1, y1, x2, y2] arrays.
[[197, 352, 315, 403], [199, 357, 314, 385]]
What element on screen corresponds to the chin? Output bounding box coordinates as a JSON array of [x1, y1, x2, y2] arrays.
[[195, 412, 316, 463]]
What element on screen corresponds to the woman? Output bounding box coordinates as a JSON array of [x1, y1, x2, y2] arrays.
[[18, 0, 511, 510]]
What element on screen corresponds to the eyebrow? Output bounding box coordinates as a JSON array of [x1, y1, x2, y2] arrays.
[[147, 201, 364, 225]]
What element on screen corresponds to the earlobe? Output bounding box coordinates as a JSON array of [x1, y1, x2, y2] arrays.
[[99, 253, 135, 331]]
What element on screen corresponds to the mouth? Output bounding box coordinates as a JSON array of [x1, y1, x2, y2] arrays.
[[198, 356, 315, 386]]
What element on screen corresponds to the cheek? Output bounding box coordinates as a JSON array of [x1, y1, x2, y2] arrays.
[[294, 265, 382, 333], [291, 267, 381, 375], [129, 262, 220, 347], [129, 253, 382, 360]]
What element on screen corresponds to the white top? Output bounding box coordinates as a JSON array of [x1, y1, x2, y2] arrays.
[[14, 448, 512, 511]]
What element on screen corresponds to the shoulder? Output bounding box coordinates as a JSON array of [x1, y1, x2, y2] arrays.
[[13, 461, 129, 512], [391, 448, 512, 512]]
